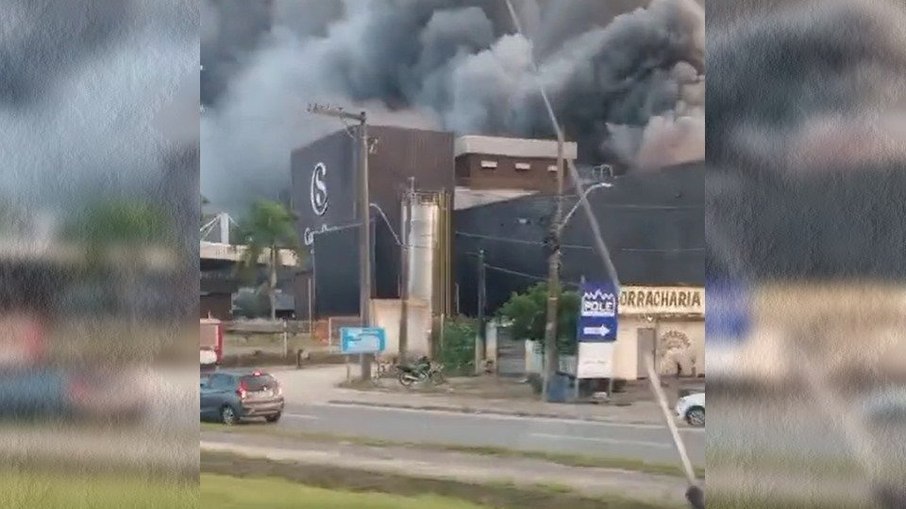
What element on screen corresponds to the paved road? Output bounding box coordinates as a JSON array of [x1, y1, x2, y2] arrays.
[[271, 402, 705, 466]]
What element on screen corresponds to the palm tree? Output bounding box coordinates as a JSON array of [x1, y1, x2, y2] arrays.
[[234, 200, 303, 321]]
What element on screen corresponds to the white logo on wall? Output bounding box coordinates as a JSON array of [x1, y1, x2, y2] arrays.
[[581, 289, 616, 317], [310, 162, 329, 216]]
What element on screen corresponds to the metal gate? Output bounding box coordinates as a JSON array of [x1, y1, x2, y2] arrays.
[[495, 326, 525, 377]]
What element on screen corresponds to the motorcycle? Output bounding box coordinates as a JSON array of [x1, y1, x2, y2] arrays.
[[397, 357, 445, 387]]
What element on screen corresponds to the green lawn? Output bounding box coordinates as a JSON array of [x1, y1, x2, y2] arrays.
[[0, 470, 196, 509], [201, 473, 489, 509]]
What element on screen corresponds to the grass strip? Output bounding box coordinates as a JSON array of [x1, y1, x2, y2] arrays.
[[201, 450, 686, 509], [201, 422, 704, 479]]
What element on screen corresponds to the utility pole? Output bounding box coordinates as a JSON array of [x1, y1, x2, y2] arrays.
[[541, 129, 565, 402], [307, 104, 373, 380], [476, 249, 487, 371], [399, 177, 414, 360]]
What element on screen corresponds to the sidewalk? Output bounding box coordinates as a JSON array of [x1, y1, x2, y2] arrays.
[[329, 391, 672, 426], [200, 431, 689, 505], [270, 366, 683, 426]]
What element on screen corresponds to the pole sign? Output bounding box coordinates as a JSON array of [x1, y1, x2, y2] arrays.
[[340, 327, 386, 355], [577, 281, 618, 342]]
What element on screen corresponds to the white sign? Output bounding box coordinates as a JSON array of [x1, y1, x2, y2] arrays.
[[310, 162, 329, 216], [619, 286, 704, 315], [581, 289, 616, 317], [302, 223, 346, 246], [576, 342, 614, 379]]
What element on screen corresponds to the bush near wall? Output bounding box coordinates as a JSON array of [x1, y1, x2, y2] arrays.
[[439, 316, 476, 376]]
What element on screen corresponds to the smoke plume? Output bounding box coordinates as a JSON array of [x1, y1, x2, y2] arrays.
[[202, 0, 705, 211]]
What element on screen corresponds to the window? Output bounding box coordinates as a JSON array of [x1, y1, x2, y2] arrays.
[[240, 374, 277, 391], [547, 164, 558, 173], [515, 162, 531, 171], [480, 160, 497, 169], [210, 374, 233, 390]]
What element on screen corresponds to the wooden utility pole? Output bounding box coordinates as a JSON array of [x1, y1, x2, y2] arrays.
[[399, 177, 414, 359], [307, 104, 372, 380], [475, 249, 487, 370], [541, 129, 565, 402]]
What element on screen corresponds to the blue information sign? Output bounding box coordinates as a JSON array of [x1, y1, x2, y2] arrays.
[[577, 282, 618, 342], [705, 277, 751, 343], [340, 327, 387, 355]]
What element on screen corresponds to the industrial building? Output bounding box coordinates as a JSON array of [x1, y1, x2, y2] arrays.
[[455, 161, 705, 378], [290, 125, 456, 354], [289, 125, 705, 374], [454, 135, 578, 194], [455, 162, 705, 315]]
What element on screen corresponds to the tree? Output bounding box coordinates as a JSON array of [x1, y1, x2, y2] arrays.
[[497, 282, 579, 354], [234, 200, 303, 322]]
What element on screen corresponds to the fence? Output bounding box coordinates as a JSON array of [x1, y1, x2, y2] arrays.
[[526, 340, 578, 376], [225, 320, 312, 335]]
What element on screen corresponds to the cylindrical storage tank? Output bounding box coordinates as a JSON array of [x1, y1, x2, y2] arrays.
[[406, 198, 438, 310]]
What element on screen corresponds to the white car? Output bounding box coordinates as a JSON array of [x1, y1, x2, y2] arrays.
[[675, 391, 705, 427]]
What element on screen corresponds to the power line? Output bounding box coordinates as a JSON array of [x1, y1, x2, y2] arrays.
[[483, 263, 581, 288], [456, 231, 704, 253]]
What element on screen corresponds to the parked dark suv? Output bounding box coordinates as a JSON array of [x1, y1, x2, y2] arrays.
[[200, 370, 284, 425]]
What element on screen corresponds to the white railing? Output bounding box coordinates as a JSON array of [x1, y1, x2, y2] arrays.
[[200, 241, 299, 267]]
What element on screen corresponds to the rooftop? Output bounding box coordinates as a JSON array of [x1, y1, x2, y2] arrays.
[[454, 135, 578, 160]]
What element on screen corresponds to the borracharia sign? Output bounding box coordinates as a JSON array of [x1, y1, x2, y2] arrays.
[[619, 286, 704, 315]]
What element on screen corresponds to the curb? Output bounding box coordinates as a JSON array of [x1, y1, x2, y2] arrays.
[[326, 399, 667, 426]]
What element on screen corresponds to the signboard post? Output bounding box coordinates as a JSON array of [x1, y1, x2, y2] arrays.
[[576, 282, 618, 379], [340, 327, 387, 381], [340, 327, 387, 355]]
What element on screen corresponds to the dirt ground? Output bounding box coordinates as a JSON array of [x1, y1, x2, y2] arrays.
[[219, 333, 345, 367], [201, 451, 683, 509]]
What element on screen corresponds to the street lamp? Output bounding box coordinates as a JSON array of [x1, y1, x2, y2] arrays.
[[369, 203, 401, 246], [560, 182, 613, 231]]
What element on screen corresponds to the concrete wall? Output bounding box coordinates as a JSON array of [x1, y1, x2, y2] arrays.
[[614, 316, 705, 380], [370, 299, 431, 358], [511, 315, 704, 381]]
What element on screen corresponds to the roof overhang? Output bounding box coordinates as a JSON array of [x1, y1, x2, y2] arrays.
[[454, 135, 578, 160]]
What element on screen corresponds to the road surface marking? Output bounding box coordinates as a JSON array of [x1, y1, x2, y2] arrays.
[[283, 413, 319, 420], [314, 402, 704, 432], [529, 432, 673, 449]]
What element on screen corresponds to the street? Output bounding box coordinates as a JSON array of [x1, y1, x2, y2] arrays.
[[267, 402, 705, 466]]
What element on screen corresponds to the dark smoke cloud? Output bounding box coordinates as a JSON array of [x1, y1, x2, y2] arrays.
[[202, 0, 705, 211]]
